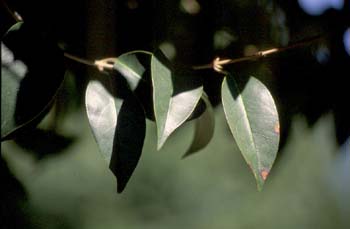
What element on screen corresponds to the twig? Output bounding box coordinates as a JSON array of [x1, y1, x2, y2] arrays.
[[1, 0, 22, 22], [64, 53, 95, 67], [193, 35, 323, 73], [3, 0, 323, 74], [64, 53, 116, 72], [1, 0, 113, 72]]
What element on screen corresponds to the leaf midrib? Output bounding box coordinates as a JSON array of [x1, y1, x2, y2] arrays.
[[229, 77, 262, 172], [115, 59, 143, 81]]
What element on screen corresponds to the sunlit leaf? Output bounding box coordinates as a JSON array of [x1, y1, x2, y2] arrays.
[[85, 76, 146, 193], [1, 22, 64, 140], [221, 74, 280, 190], [183, 93, 215, 158], [151, 50, 203, 150]]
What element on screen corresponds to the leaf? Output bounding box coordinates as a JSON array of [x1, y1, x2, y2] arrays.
[[114, 51, 207, 124], [1, 22, 64, 140], [113, 51, 156, 121], [183, 93, 215, 158], [113, 51, 152, 91], [151, 50, 203, 150], [85, 76, 146, 193], [221, 75, 280, 190]]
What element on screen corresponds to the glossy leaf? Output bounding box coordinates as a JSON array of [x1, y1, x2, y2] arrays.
[[183, 93, 215, 158], [1, 22, 64, 140], [151, 50, 203, 149], [85, 76, 146, 193], [221, 75, 280, 190]]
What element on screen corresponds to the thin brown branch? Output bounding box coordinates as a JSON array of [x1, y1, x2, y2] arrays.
[[64, 53, 117, 72], [64, 53, 96, 67], [1, 0, 22, 22], [3, 0, 323, 75], [1, 0, 106, 71], [192, 34, 324, 72]]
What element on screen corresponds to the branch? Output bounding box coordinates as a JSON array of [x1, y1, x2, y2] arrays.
[[63, 53, 95, 67], [1, 0, 22, 22], [193, 34, 323, 73], [3, 0, 323, 74], [64, 53, 115, 72], [1, 0, 114, 72]]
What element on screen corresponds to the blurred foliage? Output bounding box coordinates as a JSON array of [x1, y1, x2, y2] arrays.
[[2, 107, 349, 229]]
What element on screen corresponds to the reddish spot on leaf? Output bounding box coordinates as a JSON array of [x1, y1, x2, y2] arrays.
[[274, 123, 280, 134], [261, 169, 269, 181]]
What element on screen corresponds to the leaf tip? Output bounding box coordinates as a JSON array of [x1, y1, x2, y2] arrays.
[[182, 147, 199, 159], [260, 169, 269, 181], [116, 180, 127, 193], [181, 152, 191, 159], [256, 168, 270, 191], [117, 186, 124, 194], [157, 135, 167, 151], [157, 142, 164, 151], [257, 182, 264, 192]]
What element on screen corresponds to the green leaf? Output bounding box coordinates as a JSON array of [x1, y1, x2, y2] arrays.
[[85, 76, 146, 193], [183, 93, 215, 158], [114, 51, 155, 120], [114, 51, 206, 125], [1, 22, 64, 140], [221, 75, 280, 190], [151, 50, 203, 150], [114, 51, 152, 91]]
